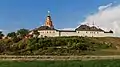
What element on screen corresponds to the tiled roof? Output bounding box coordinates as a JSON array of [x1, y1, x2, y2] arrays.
[[30, 25, 112, 33], [36, 26, 56, 30], [104, 30, 113, 33], [75, 25, 105, 31]]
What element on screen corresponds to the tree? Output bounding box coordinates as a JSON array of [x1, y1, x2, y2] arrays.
[[0, 31, 4, 39], [7, 32, 16, 38], [12, 36, 21, 43], [76, 43, 89, 50], [17, 29, 29, 38], [33, 30, 39, 37]]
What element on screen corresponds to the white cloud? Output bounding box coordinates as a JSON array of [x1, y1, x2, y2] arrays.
[[0, 29, 8, 35], [0, 29, 4, 31], [98, 3, 113, 11], [81, 3, 120, 37]]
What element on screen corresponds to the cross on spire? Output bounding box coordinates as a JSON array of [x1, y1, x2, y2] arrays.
[[92, 21, 95, 26], [48, 11, 50, 16]]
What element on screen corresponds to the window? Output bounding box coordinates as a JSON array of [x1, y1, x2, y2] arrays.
[[82, 28, 85, 29]]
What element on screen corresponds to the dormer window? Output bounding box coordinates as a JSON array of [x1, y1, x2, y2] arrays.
[[82, 28, 85, 29]]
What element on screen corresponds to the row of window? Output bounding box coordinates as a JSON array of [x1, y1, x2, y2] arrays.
[[39, 31, 55, 33], [77, 31, 99, 34], [38, 31, 99, 34]]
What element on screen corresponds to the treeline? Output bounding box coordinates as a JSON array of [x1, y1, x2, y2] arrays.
[[0, 36, 113, 55], [0, 29, 30, 39]]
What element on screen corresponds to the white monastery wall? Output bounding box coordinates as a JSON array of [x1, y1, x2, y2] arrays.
[[38, 30, 59, 37], [76, 31, 105, 37], [30, 30, 114, 37], [59, 31, 114, 37], [100, 33, 114, 37], [60, 32, 77, 36]]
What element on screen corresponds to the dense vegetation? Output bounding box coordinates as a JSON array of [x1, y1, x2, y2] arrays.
[[0, 36, 119, 55], [0, 29, 119, 55], [0, 60, 120, 67]]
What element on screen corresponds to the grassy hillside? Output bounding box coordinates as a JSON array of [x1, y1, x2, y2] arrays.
[[0, 36, 120, 55], [0, 60, 120, 67]]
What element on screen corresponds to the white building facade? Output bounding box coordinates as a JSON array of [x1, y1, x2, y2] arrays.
[[30, 11, 114, 37], [36, 27, 114, 37]]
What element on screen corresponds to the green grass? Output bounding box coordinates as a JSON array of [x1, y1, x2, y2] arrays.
[[0, 60, 120, 67]]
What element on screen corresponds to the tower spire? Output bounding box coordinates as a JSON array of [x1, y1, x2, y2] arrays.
[[45, 11, 54, 28]]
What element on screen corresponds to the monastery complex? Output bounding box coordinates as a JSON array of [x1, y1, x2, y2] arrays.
[[29, 11, 114, 37]]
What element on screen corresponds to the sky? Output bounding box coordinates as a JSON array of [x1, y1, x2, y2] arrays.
[[0, 0, 120, 36]]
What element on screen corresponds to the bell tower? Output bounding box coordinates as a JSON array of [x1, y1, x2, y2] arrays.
[[45, 11, 54, 28]]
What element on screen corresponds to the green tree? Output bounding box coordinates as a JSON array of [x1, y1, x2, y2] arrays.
[[7, 32, 16, 38], [33, 30, 39, 37], [0, 31, 4, 39], [17, 29, 29, 38], [76, 43, 89, 50], [12, 36, 21, 43]]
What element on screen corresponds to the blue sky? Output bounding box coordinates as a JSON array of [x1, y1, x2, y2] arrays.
[[0, 0, 120, 33]]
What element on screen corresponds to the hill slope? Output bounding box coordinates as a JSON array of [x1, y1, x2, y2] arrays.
[[0, 37, 120, 55]]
